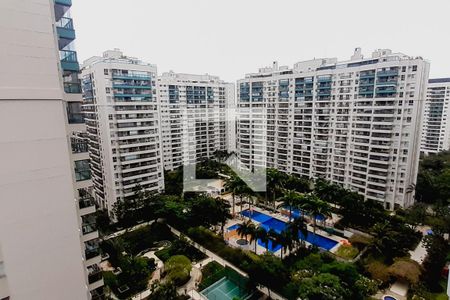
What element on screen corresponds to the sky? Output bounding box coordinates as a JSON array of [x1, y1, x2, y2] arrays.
[[72, 0, 450, 83]]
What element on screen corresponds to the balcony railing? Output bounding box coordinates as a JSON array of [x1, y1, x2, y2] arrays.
[[82, 222, 97, 235], [79, 195, 94, 209], [64, 82, 81, 94], [54, 0, 72, 6], [71, 137, 88, 153], [59, 50, 79, 71]]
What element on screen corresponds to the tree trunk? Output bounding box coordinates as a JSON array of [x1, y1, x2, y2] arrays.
[[232, 194, 235, 216]]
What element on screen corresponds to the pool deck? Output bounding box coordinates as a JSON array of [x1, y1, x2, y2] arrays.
[[225, 205, 344, 255]]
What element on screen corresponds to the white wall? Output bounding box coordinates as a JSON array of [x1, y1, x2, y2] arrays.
[[0, 0, 88, 299]]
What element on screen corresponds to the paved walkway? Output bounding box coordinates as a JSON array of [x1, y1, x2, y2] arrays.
[[409, 225, 431, 264], [167, 224, 287, 300]]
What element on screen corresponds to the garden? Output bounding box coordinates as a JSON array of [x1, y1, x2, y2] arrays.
[[95, 152, 449, 299]]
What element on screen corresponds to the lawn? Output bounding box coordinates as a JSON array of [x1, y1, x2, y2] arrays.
[[154, 238, 206, 262], [335, 244, 359, 260]]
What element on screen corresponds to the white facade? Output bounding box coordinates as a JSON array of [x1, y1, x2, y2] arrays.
[[421, 78, 450, 154], [82, 50, 164, 216], [237, 48, 429, 209], [158, 72, 235, 170], [0, 0, 97, 299]]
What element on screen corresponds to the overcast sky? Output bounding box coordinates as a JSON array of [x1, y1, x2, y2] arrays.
[[72, 0, 450, 82]]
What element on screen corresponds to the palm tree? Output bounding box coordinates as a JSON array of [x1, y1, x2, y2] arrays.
[[278, 189, 301, 222], [301, 194, 332, 234], [256, 226, 269, 253], [266, 168, 287, 208], [288, 216, 309, 249], [270, 229, 293, 259], [236, 220, 255, 243], [224, 175, 245, 216], [248, 225, 259, 253]]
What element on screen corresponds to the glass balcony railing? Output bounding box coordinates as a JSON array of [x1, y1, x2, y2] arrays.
[[54, 0, 72, 6], [63, 82, 81, 93], [82, 222, 97, 235], [59, 50, 79, 71]]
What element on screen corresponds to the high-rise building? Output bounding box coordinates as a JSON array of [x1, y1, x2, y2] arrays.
[[158, 72, 235, 170], [81, 49, 164, 216], [421, 78, 450, 154], [236, 48, 429, 209], [0, 0, 102, 299]]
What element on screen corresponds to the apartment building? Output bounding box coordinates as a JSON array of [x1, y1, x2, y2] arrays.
[[158, 72, 235, 170], [0, 0, 102, 299], [81, 50, 164, 216], [237, 48, 429, 209], [421, 78, 450, 154]]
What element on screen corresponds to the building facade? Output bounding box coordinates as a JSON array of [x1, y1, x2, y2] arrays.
[[158, 72, 235, 170], [0, 0, 102, 299], [421, 78, 450, 154], [82, 50, 164, 216], [236, 48, 429, 209]]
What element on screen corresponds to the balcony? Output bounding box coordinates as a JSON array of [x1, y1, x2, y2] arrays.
[[56, 17, 75, 49], [112, 73, 151, 80], [74, 160, 91, 181], [60, 50, 79, 71], [64, 82, 81, 94], [377, 70, 398, 77], [71, 136, 88, 154], [55, 0, 72, 6], [88, 264, 104, 290]]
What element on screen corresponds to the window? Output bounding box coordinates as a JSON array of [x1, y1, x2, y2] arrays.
[[412, 65, 417, 72], [67, 102, 84, 124], [74, 160, 91, 181], [106, 87, 110, 94], [104, 69, 109, 75]]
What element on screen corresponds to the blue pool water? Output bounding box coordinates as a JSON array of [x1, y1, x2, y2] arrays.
[[240, 209, 337, 251], [227, 224, 240, 231], [257, 238, 282, 252], [284, 206, 325, 222], [241, 210, 272, 223], [260, 218, 287, 234]]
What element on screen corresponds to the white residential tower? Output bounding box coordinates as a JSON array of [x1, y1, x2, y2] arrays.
[[236, 48, 429, 209]]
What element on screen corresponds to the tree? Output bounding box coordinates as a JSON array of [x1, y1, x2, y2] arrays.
[[236, 220, 256, 243], [422, 234, 449, 291], [301, 194, 332, 234], [148, 281, 179, 300], [297, 273, 350, 300], [285, 175, 311, 193], [287, 216, 308, 249], [403, 203, 427, 229], [224, 175, 246, 216], [314, 178, 345, 207], [164, 168, 184, 196], [388, 258, 422, 286], [271, 229, 293, 259], [256, 226, 269, 252], [278, 189, 301, 222], [266, 168, 287, 207], [164, 255, 192, 286]]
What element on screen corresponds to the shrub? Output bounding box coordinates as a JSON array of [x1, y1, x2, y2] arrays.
[[156, 238, 206, 262], [165, 255, 192, 286], [388, 257, 422, 285], [365, 260, 390, 284]]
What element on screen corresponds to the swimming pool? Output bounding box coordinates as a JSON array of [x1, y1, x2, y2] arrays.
[[241, 209, 272, 223], [241, 209, 338, 251], [227, 224, 240, 231], [284, 206, 325, 221], [260, 218, 287, 234]]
